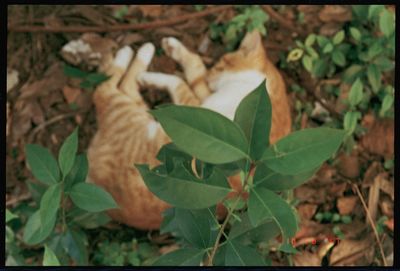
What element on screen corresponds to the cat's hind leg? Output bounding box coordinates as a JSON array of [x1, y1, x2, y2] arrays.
[[119, 42, 155, 104], [161, 37, 211, 101], [137, 72, 200, 106]]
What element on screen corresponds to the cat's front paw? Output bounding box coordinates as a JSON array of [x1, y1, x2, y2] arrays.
[[161, 37, 186, 61]]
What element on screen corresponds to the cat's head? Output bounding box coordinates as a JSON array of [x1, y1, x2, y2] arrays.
[[207, 30, 268, 88]]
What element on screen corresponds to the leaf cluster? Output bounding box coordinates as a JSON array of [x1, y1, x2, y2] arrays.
[[22, 128, 118, 265], [287, 5, 395, 152], [138, 80, 345, 266], [210, 5, 269, 51]]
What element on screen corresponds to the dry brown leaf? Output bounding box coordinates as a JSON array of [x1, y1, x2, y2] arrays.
[[379, 196, 393, 218], [319, 23, 343, 36], [334, 83, 350, 113], [294, 220, 327, 240], [159, 244, 180, 255], [62, 86, 82, 104], [294, 185, 327, 204], [317, 241, 335, 260], [329, 238, 374, 266], [360, 117, 394, 158], [318, 5, 352, 23], [19, 63, 66, 100], [337, 152, 360, 179], [297, 203, 318, 220], [7, 69, 19, 92], [138, 5, 162, 18], [337, 196, 358, 215], [377, 176, 394, 200], [293, 251, 321, 266], [339, 219, 366, 239], [367, 174, 381, 222], [385, 218, 394, 231], [362, 161, 382, 188], [119, 33, 145, 46]]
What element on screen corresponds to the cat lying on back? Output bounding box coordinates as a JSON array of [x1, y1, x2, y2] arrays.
[[79, 30, 292, 229]]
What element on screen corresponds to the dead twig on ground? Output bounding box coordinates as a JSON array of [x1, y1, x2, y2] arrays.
[[28, 110, 86, 142], [8, 6, 232, 33], [349, 181, 388, 266], [262, 5, 305, 36]]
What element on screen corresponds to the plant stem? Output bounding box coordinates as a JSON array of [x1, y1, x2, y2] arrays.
[[205, 163, 255, 266], [60, 180, 67, 233]]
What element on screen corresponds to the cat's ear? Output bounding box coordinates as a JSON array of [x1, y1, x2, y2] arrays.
[[239, 30, 263, 55]]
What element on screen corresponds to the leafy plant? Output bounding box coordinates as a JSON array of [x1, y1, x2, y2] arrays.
[[137, 80, 345, 266], [287, 5, 395, 153], [210, 5, 269, 51], [63, 65, 109, 90], [92, 239, 159, 266], [22, 128, 117, 265]]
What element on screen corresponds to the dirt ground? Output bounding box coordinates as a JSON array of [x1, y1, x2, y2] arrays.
[[6, 5, 394, 266]]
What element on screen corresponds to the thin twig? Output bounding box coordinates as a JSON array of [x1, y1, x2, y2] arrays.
[[206, 163, 255, 266], [8, 6, 232, 33], [350, 181, 388, 266], [28, 110, 86, 142], [262, 5, 305, 35]]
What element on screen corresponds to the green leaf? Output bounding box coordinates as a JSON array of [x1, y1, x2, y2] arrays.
[[23, 210, 56, 245], [64, 154, 88, 191], [153, 248, 205, 266], [85, 73, 109, 85], [373, 56, 394, 72], [380, 93, 394, 117], [332, 30, 345, 45], [6, 209, 18, 223], [234, 79, 272, 160], [60, 229, 88, 265], [248, 187, 298, 238], [156, 143, 192, 173], [173, 208, 218, 248], [69, 183, 118, 212], [305, 34, 316, 47], [229, 213, 280, 245], [302, 55, 313, 72], [279, 241, 299, 254], [343, 65, 364, 83], [261, 128, 345, 175], [69, 208, 111, 229], [40, 183, 62, 236], [58, 128, 79, 177], [136, 164, 231, 209], [43, 245, 61, 266], [63, 65, 88, 78], [349, 27, 361, 41], [348, 78, 364, 107], [322, 43, 334, 54], [150, 105, 249, 164], [367, 64, 382, 94], [25, 144, 60, 185], [225, 239, 266, 266], [343, 111, 361, 135], [254, 162, 318, 191], [368, 5, 384, 19], [332, 49, 346, 67], [312, 59, 329, 78], [379, 9, 395, 37], [316, 35, 329, 48]]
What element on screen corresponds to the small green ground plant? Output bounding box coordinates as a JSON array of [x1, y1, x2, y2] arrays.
[[18, 128, 118, 265], [287, 5, 395, 152], [210, 5, 269, 51], [137, 80, 346, 266]]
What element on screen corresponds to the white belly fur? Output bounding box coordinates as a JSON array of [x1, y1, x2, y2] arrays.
[[202, 70, 267, 120]]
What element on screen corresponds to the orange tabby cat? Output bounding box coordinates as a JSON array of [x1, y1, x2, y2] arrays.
[[86, 31, 291, 230]]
